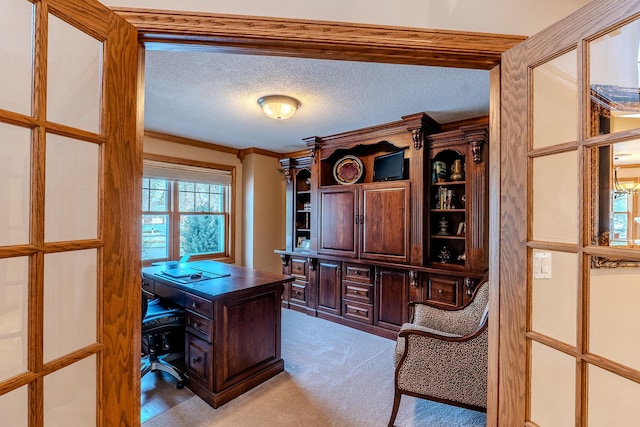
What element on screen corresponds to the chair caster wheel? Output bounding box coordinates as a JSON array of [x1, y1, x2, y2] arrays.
[[176, 381, 184, 389]]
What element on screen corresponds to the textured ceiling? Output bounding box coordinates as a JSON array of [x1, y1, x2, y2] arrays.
[[144, 50, 490, 154]]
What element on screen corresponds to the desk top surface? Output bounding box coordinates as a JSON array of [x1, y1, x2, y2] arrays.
[[142, 260, 293, 300]]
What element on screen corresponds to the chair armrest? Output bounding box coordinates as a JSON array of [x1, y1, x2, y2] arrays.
[[408, 300, 464, 311], [399, 319, 488, 343]]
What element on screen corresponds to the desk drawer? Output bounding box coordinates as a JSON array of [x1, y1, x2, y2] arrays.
[[185, 292, 214, 318], [185, 334, 213, 388], [186, 311, 214, 342], [154, 281, 184, 306], [141, 277, 154, 294]]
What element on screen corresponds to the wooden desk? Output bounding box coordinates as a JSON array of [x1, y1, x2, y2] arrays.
[[142, 260, 293, 408]]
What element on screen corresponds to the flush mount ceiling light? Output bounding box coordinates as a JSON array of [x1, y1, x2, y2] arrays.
[[257, 95, 300, 120]]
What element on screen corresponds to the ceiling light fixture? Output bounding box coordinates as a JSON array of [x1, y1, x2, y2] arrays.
[[614, 167, 640, 194], [257, 95, 300, 120]]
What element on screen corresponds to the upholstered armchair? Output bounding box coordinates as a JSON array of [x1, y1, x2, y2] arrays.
[[388, 280, 489, 426]]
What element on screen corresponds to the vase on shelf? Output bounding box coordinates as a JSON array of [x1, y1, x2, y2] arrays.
[[450, 158, 464, 181]]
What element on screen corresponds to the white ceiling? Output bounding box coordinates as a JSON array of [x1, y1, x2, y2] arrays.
[[143, 50, 490, 154]]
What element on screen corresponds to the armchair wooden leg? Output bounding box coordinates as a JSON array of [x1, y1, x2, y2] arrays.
[[388, 389, 402, 427]]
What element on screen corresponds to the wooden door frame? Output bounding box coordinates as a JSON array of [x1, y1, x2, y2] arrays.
[[111, 8, 526, 425]]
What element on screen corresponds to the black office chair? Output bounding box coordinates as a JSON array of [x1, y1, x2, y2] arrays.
[[141, 291, 186, 389]]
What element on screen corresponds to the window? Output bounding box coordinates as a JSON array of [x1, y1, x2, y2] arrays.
[[611, 191, 630, 245], [611, 184, 640, 247], [142, 159, 233, 264]]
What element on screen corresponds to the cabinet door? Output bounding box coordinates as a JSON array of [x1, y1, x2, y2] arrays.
[[360, 182, 410, 263], [375, 267, 409, 331], [316, 259, 341, 316], [318, 188, 357, 257]]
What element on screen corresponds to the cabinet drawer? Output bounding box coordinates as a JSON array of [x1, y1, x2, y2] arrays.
[[427, 276, 460, 307], [186, 311, 214, 342], [343, 263, 372, 283], [290, 281, 307, 303], [184, 292, 214, 318], [185, 334, 213, 388], [290, 258, 307, 278], [342, 300, 373, 324], [343, 280, 373, 304]]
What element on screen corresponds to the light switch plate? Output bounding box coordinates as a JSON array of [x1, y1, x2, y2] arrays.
[[533, 252, 552, 279]]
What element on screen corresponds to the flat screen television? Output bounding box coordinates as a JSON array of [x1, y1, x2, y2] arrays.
[[373, 150, 405, 182]]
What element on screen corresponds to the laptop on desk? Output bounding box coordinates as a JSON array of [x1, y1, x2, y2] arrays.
[[161, 267, 200, 279]]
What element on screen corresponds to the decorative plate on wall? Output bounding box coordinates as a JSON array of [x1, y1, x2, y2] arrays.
[[333, 155, 364, 185]]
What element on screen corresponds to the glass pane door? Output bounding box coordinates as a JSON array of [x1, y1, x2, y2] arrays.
[[500, 2, 640, 425], [0, 1, 140, 425]]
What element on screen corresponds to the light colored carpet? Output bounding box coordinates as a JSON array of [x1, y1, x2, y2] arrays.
[[142, 308, 486, 427]]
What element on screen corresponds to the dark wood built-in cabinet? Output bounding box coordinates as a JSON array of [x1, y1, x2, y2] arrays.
[[318, 181, 410, 262], [277, 112, 489, 339]]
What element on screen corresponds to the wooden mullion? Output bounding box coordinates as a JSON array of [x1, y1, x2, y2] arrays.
[[0, 111, 40, 128], [28, 251, 44, 427], [41, 343, 104, 375], [43, 121, 105, 145], [171, 181, 180, 259], [576, 35, 588, 425], [28, 378, 43, 427], [29, 2, 48, 425]]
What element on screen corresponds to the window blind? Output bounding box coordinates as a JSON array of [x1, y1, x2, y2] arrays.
[[143, 160, 232, 186]]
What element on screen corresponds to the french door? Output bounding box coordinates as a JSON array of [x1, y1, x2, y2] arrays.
[[0, 0, 140, 425], [500, 0, 640, 425]]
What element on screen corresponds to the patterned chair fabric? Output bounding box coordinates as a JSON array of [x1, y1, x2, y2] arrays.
[[388, 281, 489, 426]]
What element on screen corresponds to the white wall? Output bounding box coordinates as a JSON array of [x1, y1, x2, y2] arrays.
[[102, 0, 591, 36]]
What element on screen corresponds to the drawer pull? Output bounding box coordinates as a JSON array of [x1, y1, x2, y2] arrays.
[[438, 289, 444, 294], [353, 290, 360, 295], [192, 302, 197, 308], [192, 356, 202, 363]]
